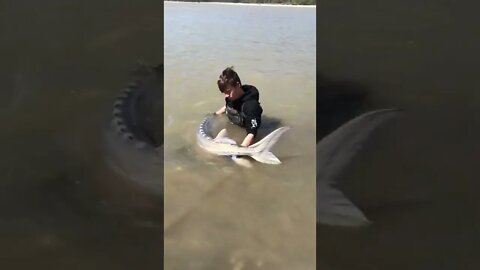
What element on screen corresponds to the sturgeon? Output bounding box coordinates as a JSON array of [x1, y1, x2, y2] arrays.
[[317, 108, 401, 226], [196, 114, 290, 164]]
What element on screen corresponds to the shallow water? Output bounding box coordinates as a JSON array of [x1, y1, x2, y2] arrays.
[[164, 2, 316, 270], [318, 1, 480, 269], [0, 1, 163, 269]]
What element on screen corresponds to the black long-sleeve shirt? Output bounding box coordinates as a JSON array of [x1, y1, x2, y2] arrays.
[[225, 85, 263, 135]]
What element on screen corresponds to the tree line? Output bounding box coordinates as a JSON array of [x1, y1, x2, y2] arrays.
[[166, 0, 316, 5]]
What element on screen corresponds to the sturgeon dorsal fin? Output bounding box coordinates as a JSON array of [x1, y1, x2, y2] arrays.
[[213, 129, 237, 145], [214, 128, 228, 139]]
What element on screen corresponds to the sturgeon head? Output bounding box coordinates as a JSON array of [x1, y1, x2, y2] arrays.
[[317, 108, 401, 226], [196, 114, 290, 165]]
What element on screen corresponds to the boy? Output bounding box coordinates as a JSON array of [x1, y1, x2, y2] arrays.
[[214, 67, 263, 147]]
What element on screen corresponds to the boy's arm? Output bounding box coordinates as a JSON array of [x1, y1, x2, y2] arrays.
[[241, 101, 262, 147], [241, 133, 255, 147]]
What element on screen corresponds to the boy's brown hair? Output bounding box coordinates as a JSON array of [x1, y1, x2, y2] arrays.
[[217, 67, 242, 93]]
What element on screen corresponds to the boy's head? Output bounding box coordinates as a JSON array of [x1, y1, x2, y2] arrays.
[[217, 67, 242, 93]]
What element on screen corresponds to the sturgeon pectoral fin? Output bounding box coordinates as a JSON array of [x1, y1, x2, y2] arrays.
[[232, 157, 253, 168]]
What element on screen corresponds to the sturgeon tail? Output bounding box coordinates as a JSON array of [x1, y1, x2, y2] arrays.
[[248, 126, 290, 164], [317, 108, 402, 226]]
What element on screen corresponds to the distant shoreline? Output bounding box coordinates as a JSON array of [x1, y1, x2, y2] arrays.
[[164, 1, 316, 8]]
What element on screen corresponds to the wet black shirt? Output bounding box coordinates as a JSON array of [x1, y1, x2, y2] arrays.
[[225, 85, 263, 135]]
